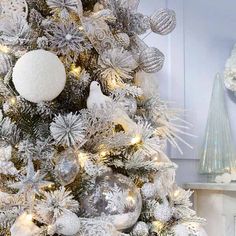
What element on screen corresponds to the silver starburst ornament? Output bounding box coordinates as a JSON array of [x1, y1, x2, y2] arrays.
[[46, 0, 80, 19], [35, 186, 79, 221], [150, 9, 176, 35], [50, 112, 86, 147], [46, 22, 91, 63], [55, 148, 80, 186]]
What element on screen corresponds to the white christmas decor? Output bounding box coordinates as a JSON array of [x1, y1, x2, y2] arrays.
[[10, 213, 40, 236], [12, 49, 66, 103], [55, 211, 81, 235]]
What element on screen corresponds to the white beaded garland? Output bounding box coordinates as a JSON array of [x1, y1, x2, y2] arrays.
[[12, 49, 66, 103]]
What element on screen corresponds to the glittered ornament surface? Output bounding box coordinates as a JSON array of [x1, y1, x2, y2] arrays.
[[55, 149, 80, 186], [150, 9, 176, 35], [0, 0, 28, 20], [12, 49, 66, 103], [80, 172, 142, 230], [139, 47, 165, 73]]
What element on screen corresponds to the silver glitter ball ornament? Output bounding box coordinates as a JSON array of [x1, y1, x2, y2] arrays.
[[0, 52, 12, 75], [117, 96, 137, 116], [132, 222, 149, 236], [139, 47, 165, 73], [153, 202, 173, 222], [150, 9, 176, 35], [55, 149, 80, 186], [130, 13, 150, 35], [114, 32, 130, 49], [80, 172, 142, 230]]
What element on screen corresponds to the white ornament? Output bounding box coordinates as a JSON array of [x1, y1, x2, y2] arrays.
[[12, 49, 66, 103], [153, 201, 173, 222], [10, 213, 40, 236], [87, 81, 138, 133], [55, 211, 81, 235]]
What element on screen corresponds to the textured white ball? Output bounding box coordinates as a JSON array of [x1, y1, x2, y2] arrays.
[[55, 211, 81, 235], [12, 49, 66, 103]]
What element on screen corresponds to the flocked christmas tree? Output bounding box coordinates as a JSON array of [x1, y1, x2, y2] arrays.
[[0, 0, 207, 235]]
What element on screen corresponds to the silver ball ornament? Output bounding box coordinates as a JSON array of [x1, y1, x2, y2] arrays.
[[55, 211, 81, 236], [153, 202, 173, 222], [139, 47, 165, 73], [141, 183, 157, 199], [114, 32, 130, 49], [150, 9, 176, 35], [55, 149, 80, 186], [132, 222, 149, 236], [80, 172, 142, 230], [130, 13, 150, 35], [117, 96, 137, 116], [0, 52, 12, 75]]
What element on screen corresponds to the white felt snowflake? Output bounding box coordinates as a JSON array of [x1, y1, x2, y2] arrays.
[[0, 145, 18, 175], [50, 112, 86, 146]]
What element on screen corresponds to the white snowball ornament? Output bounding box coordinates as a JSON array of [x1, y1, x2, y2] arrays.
[[171, 224, 189, 236], [12, 49, 66, 103], [55, 211, 81, 235]]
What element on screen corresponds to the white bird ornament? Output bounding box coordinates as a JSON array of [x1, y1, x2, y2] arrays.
[[87, 81, 138, 133]]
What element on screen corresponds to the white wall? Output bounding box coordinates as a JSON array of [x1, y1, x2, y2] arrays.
[[139, 0, 236, 184]]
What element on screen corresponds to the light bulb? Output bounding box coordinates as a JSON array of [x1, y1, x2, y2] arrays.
[[78, 152, 88, 168], [0, 45, 10, 53], [131, 135, 142, 145]]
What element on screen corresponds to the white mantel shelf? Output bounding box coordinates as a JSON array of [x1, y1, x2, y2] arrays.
[[184, 182, 236, 191], [183, 182, 236, 236]]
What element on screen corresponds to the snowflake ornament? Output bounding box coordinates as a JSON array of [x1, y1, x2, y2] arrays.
[[0, 145, 18, 175], [50, 112, 86, 147], [8, 158, 53, 195]]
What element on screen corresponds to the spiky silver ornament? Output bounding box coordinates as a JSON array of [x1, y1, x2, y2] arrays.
[[35, 186, 79, 220], [50, 113, 86, 147], [46, 0, 79, 18], [46, 22, 91, 63], [139, 47, 165, 73], [150, 9, 176, 35], [153, 201, 173, 222]]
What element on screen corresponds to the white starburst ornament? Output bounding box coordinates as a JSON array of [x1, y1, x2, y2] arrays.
[[50, 113, 86, 147]]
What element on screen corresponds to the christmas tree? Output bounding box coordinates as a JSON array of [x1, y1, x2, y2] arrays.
[[0, 0, 206, 235]]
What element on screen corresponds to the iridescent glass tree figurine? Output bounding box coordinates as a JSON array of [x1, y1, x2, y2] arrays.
[[199, 73, 236, 178]]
